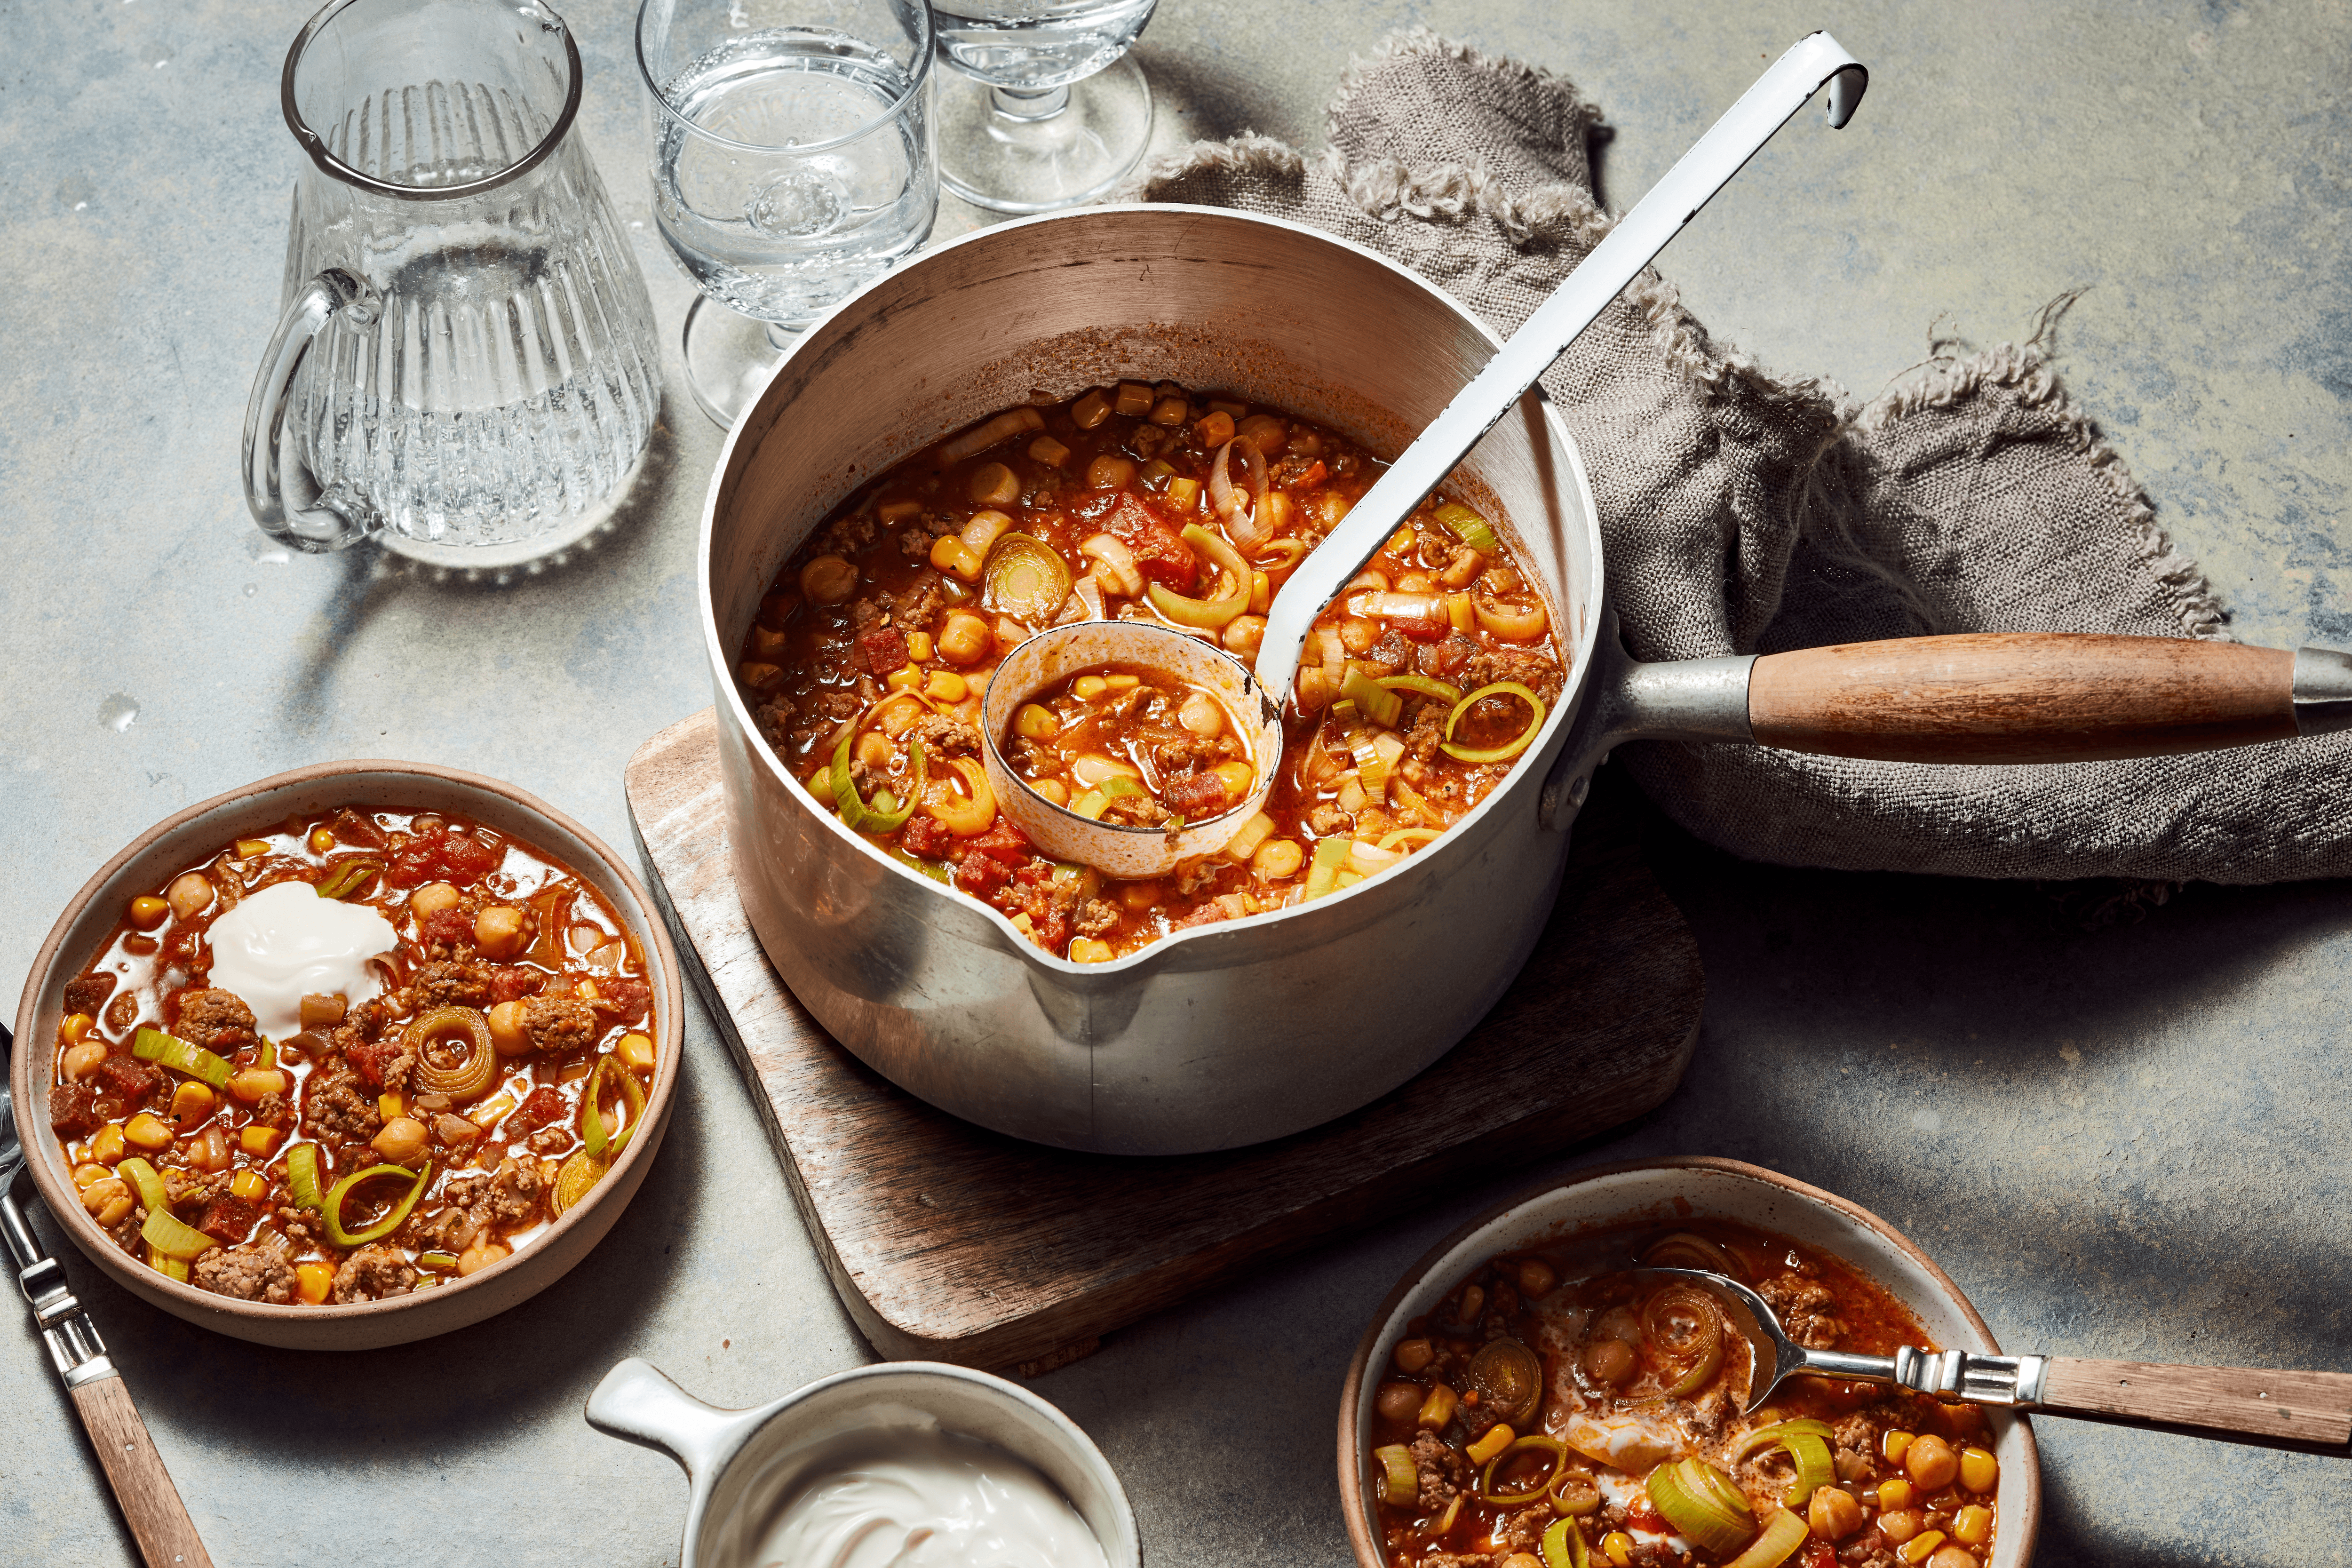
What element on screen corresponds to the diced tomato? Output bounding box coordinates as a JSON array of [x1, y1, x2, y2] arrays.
[[859, 626, 911, 675], [422, 907, 475, 951], [1285, 459, 1328, 491], [1033, 908, 1072, 951], [962, 820, 1036, 865], [900, 816, 957, 862], [597, 976, 652, 1024], [1105, 494, 1199, 591], [1161, 771, 1230, 816], [1394, 604, 1451, 643], [437, 831, 500, 883], [1012, 862, 1053, 888], [93, 1055, 161, 1111], [1801, 1543, 1838, 1568], [197, 1195, 263, 1242], [1419, 631, 1480, 680], [486, 965, 547, 1004], [506, 1086, 566, 1136], [954, 853, 1012, 895], [1621, 1496, 1667, 1534], [388, 824, 501, 887], [348, 1036, 406, 1090]]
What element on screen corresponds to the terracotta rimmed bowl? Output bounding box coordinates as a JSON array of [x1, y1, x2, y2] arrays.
[[10, 761, 685, 1351], [1340, 1157, 2042, 1568]]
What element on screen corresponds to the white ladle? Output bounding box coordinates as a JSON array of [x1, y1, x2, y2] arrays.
[[983, 32, 1868, 878]]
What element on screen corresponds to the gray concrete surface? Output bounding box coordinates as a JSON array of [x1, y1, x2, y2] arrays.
[[3, 0, 2348, 1563]]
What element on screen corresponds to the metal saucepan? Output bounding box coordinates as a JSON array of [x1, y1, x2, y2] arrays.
[[697, 205, 2352, 1156]]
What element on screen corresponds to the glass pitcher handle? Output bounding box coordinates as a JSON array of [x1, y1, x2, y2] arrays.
[[241, 269, 381, 552]]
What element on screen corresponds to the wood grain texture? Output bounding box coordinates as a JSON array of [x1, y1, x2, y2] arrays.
[[2038, 1357, 2352, 1454], [1748, 633, 2296, 763], [68, 1375, 215, 1568], [624, 708, 1702, 1374]]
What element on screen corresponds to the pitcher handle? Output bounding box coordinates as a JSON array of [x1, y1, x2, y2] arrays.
[[241, 269, 381, 552], [585, 1358, 746, 1479]]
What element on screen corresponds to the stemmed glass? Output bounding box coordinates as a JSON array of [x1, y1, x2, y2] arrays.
[[637, 0, 938, 426], [931, 0, 1158, 212]]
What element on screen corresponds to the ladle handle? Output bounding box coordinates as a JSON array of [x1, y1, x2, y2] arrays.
[[2032, 1357, 2352, 1454], [1254, 32, 1867, 700], [241, 268, 381, 554]]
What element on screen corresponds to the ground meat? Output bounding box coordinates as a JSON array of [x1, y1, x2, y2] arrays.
[[1103, 793, 1172, 828], [347, 1034, 415, 1094], [192, 1241, 296, 1304], [1419, 631, 1482, 681], [1757, 1272, 1843, 1348], [1151, 734, 1223, 773], [910, 712, 983, 757], [1402, 697, 1448, 765], [172, 989, 258, 1055], [63, 972, 115, 1017], [892, 578, 946, 629], [486, 965, 546, 1003], [303, 1067, 382, 1146], [248, 1089, 292, 1128], [411, 959, 491, 1010], [1307, 803, 1349, 836], [104, 991, 139, 1034], [1363, 629, 1417, 674], [419, 903, 481, 961], [1837, 1534, 1901, 1568], [902, 816, 957, 861], [1161, 770, 1232, 817], [49, 1083, 103, 1138], [849, 596, 883, 630], [898, 527, 931, 558], [164, 1169, 227, 1211], [1688, 1386, 1733, 1441], [331, 1243, 418, 1303], [506, 1086, 567, 1137], [1409, 1430, 1469, 1511], [1459, 647, 1565, 705], [522, 996, 598, 1055], [1494, 1506, 1550, 1553], [812, 510, 878, 559], [1075, 899, 1120, 938], [594, 976, 652, 1025], [481, 1157, 545, 1228]]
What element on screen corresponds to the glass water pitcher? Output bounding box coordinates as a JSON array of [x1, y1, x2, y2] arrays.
[[243, 0, 665, 562]]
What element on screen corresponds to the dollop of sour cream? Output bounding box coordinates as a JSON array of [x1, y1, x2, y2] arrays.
[[753, 1426, 1110, 1568], [206, 880, 399, 1043]]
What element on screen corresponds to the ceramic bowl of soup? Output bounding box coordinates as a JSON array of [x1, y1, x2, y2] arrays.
[[1340, 1158, 2041, 1568], [11, 759, 683, 1350]]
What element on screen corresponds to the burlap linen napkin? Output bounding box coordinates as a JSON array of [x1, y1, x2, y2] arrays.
[[1122, 31, 2351, 884]]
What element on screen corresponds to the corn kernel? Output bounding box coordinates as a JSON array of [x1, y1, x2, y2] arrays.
[[379, 1092, 404, 1122], [230, 1067, 287, 1103], [906, 630, 934, 662], [1195, 411, 1236, 447], [1897, 1530, 1947, 1565], [1883, 1430, 1915, 1465], [925, 669, 968, 702], [1465, 1424, 1516, 1465], [1212, 760, 1254, 800], [240, 1125, 283, 1157], [72, 1162, 111, 1190], [230, 1170, 268, 1202], [295, 1263, 334, 1305], [886, 664, 923, 692], [469, 1092, 518, 1129], [1603, 1532, 1633, 1568], [90, 1124, 126, 1163], [1113, 382, 1152, 416], [168, 1081, 215, 1127], [235, 837, 271, 859], [127, 895, 170, 931], [1951, 1505, 1992, 1546], [1030, 778, 1068, 806], [1878, 1479, 1915, 1511], [123, 1113, 174, 1151], [1013, 703, 1059, 740], [60, 1012, 95, 1045], [1958, 1447, 1997, 1493], [1103, 672, 1141, 691], [1072, 675, 1108, 700], [1068, 938, 1116, 964], [1249, 569, 1271, 613], [619, 1032, 656, 1070], [1166, 477, 1201, 513]]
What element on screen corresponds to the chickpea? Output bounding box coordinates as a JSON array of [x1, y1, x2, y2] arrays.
[[1391, 1337, 1435, 1375], [800, 554, 858, 604], [62, 1042, 109, 1082], [1178, 691, 1225, 737], [1581, 1337, 1637, 1386], [1339, 615, 1380, 654], [79, 1177, 130, 1216], [1456, 1284, 1486, 1322], [1251, 839, 1303, 879], [1396, 571, 1436, 594], [410, 882, 462, 924], [474, 904, 530, 959], [1877, 1509, 1923, 1544], [937, 611, 993, 666], [1375, 1382, 1422, 1424], [1084, 454, 1136, 491], [1518, 1258, 1557, 1297], [1927, 1549, 1977, 1568], [372, 1116, 430, 1164], [1905, 1433, 1959, 1492], [856, 731, 894, 771], [488, 1000, 532, 1057], [968, 462, 1020, 507], [1029, 778, 1068, 806], [456, 1239, 511, 1277], [127, 895, 169, 931], [1222, 614, 1266, 657], [167, 872, 214, 922], [1807, 1486, 1862, 1541], [1119, 881, 1161, 912], [1236, 414, 1288, 457]]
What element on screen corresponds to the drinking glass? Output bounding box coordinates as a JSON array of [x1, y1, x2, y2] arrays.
[[637, 0, 938, 426], [931, 0, 1157, 213], [243, 0, 665, 564]]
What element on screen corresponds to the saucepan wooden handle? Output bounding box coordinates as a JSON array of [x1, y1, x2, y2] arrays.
[[68, 1375, 215, 1568], [1748, 633, 2299, 764], [2035, 1356, 2352, 1454]]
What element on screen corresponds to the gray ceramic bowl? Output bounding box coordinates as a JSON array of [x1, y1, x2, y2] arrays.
[[10, 760, 684, 1351], [587, 1357, 1142, 1568], [1340, 1157, 2042, 1568]]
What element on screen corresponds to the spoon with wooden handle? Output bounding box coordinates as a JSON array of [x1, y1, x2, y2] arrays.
[[1648, 1266, 2352, 1455], [0, 1021, 216, 1568]]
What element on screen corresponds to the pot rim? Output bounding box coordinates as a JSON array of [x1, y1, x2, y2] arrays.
[[696, 201, 1605, 977], [1333, 1155, 2044, 1568], [11, 757, 686, 1332]]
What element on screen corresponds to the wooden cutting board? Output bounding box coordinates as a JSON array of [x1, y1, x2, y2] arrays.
[[624, 708, 1702, 1375]]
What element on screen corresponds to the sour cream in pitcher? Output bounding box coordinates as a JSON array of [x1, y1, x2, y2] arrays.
[[206, 880, 398, 1042], [753, 1425, 1108, 1568]]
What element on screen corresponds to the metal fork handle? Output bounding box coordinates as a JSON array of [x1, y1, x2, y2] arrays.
[[6, 1189, 116, 1387], [1795, 1345, 2050, 1407]]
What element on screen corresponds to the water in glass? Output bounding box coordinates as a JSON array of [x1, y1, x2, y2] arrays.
[[932, 0, 1158, 91]]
